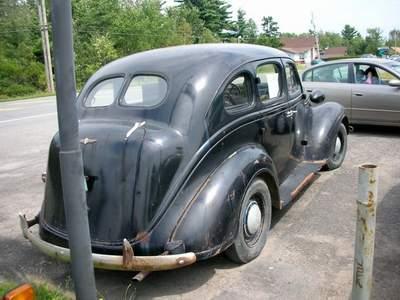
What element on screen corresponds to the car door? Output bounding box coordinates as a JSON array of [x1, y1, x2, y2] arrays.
[[351, 63, 400, 125], [302, 63, 352, 119], [254, 59, 296, 182]]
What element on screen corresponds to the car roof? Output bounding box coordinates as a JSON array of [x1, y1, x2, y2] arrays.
[[90, 43, 290, 80], [304, 58, 400, 71]]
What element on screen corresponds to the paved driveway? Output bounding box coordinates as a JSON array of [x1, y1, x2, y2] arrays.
[[0, 97, 399, 299]]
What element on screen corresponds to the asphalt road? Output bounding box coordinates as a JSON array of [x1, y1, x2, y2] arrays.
[[0, 97, 399, 299]]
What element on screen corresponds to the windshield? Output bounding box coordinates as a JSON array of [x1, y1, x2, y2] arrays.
[[385, 63, 400, 75]]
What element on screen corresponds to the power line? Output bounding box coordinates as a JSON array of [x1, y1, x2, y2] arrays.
[[0, 27, 199, 38]]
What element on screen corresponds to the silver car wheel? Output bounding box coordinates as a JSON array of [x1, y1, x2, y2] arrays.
[[244, 200, 262, 237], [334, 136, 342, 156]]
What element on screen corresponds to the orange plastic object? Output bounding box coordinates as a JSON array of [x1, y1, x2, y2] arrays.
[[3, 284, 35, 300]]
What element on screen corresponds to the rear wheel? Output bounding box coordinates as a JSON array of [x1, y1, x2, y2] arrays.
[[325, 123, 347, 170], [225, 178, 272, 264]]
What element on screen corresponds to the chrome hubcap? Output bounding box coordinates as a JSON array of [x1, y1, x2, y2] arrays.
[[334, 136, 342, 155], [245, 200, 262, 236]]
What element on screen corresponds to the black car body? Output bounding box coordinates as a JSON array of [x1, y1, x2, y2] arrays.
[[20, 44, 348, 271]]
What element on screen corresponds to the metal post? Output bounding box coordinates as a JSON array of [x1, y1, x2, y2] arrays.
[[50, 0, 97, 299], [352, 164, 378, 300]]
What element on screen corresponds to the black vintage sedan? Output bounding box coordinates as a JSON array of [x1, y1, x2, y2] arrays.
[[20, 44, 348, 271]]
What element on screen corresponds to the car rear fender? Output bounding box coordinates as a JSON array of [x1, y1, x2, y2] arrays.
[[293, 101, 347, 161], [166, 144, 279, 259]]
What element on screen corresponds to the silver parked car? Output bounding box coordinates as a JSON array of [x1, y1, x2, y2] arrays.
[[302, 58, 400, 126]]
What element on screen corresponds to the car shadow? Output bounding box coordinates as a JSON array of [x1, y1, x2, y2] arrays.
[[372, 182, 400, 298], [0, 235, 240, 299], [351, 124, 400, 138], [270, 173, 320, 230], [95, 254, 239, 299]]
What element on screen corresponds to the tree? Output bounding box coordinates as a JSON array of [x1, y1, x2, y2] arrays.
[[261, 16, 279, 38], [319, 31, 343, 49], [0, 0, 46, 97], [387, 29, 400, 47], [257, 16, 281, 48], [244, 19, 257, 43], [365, 27, 384, 54], [236, 9, 247, 38], [232, 9, 257, 43], [347, 35, 366, 56], [75, 34, 118, 85], [175, 0, 232, 35], [341, 25, 359, 43]]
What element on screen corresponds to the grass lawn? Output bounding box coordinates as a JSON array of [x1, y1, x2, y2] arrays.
[[296, 63, 307, 72], [0, 281, 71, 300], [0, 92, 55, 103]]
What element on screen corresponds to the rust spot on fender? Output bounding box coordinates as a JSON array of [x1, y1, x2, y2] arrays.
[[135, 231, 150, 243]]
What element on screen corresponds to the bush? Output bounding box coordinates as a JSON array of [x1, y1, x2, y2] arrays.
[[0, 54, 46, 97]]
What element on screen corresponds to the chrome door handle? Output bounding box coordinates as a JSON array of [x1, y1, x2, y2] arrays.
[[354, 93, 363, 96], [285, 110, 297, 117]]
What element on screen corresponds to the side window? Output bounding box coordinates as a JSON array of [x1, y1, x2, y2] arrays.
[[285, 63, 302, 97], [85, 77, 124, 107], [376, 67, 397, 85], [303, 70, 313, 82], [353, 64, 393, 85], [313, 64, 349, 83], [223, 74, 252, 112], [256, 63, 282, 103], [354, 64, 369, 84], [122, 75, 168, 106]]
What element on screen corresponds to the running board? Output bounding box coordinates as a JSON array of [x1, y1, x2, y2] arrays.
[[278, 162, 322, 209]]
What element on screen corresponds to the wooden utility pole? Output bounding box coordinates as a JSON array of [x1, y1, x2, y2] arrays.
[[37, 0, 54, 93], [311, 12, 320, 59]]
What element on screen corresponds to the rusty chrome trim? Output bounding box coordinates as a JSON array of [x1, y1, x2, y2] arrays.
[[18, 213, 196, 271], [290, 172, 317, 200]]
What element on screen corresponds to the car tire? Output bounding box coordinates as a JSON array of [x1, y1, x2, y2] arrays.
[[225, 178, 272, 264], [325, 123, 347, 170]]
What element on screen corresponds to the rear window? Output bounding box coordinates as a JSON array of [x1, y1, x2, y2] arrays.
[[85, 77, 124, 107], [122, 75, 168, 107]]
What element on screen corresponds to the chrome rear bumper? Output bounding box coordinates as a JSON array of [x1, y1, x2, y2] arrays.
[[18, 213, 196, 271]]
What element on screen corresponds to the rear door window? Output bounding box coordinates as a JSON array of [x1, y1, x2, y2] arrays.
[[256, 63, 282, 103], [303, 70, 312, 82], [313, 64, 349, 83], [223, 74, 253, 112], [122, 75, 168, 107], [85, 77, 124, 107]]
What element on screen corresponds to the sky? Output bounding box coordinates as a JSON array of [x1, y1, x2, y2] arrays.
[[165, 0, 400, 38]]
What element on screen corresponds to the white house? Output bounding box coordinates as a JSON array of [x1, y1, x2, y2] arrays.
[[280, 37, 318, 65]]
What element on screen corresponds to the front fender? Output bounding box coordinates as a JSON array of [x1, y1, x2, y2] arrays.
[[169, 144, 278, 259], [293, 101, 346, 161]]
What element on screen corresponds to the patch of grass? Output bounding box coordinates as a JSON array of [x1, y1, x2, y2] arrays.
[[0, 281, 17, 296], [0, 92, 55, 102], [0, 281, 71, 300], [296, 63, 306, 71]]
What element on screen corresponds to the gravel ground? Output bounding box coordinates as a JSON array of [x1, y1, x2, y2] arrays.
[[0, 97, 399, 299]]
